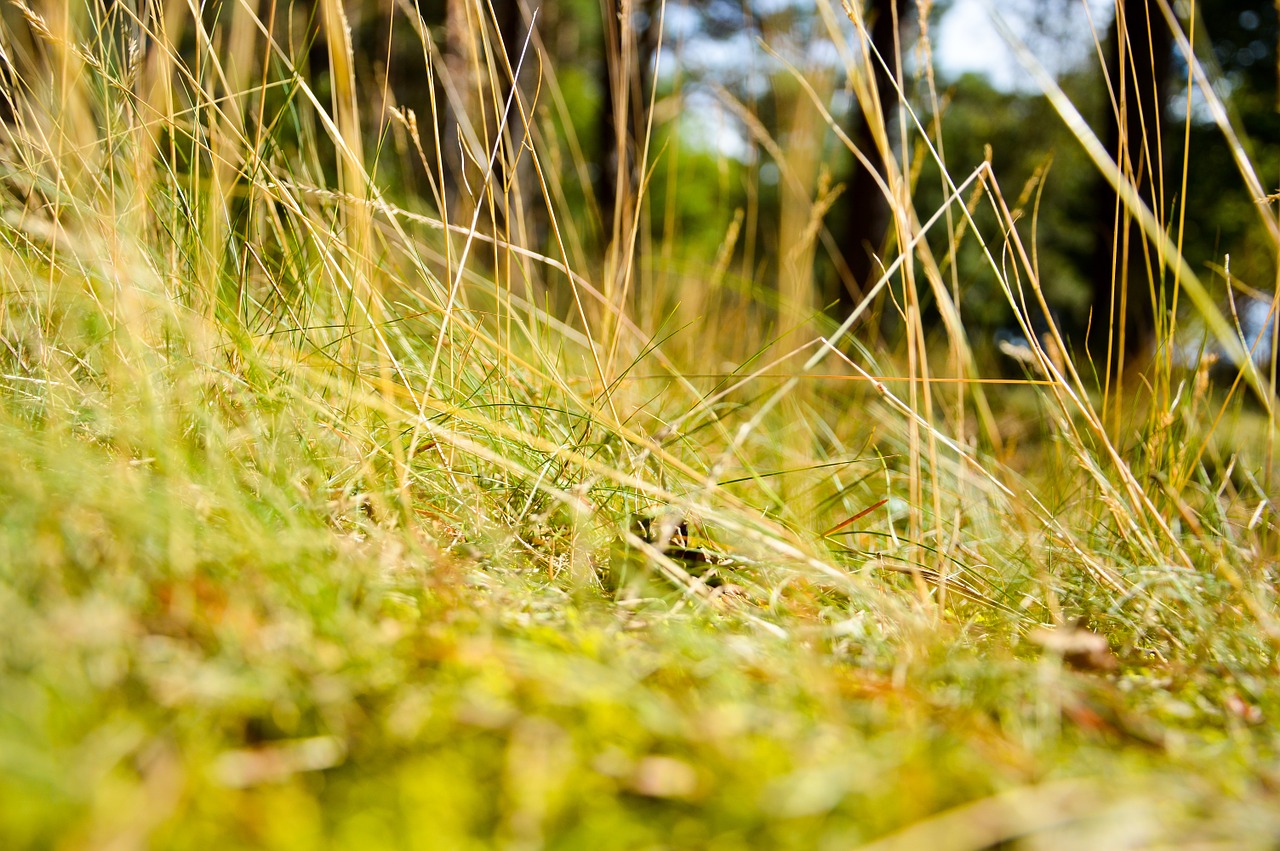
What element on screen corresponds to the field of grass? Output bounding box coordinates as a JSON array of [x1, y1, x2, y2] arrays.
[[2, 1, 1280, 848]]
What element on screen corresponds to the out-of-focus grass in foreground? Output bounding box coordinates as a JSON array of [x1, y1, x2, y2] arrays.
[[2, 1, 1280, 848]]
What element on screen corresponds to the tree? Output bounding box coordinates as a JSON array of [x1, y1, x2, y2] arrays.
[[493, 0, 540, 250], [1089, 0, 1173, 364], [598, 0, 660, 245], [1166, 0, 1280, 297], [839, 0, 914, 317]]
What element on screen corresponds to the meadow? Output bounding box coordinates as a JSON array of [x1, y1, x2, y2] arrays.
[[1, 0, 1279, 848]]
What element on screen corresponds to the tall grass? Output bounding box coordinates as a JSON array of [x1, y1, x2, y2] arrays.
[[1, 0, 1279, 846]]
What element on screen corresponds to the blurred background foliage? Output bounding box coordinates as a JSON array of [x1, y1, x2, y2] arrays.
[[4, 0, 1277, 353], [505, 0, 1251, 351]]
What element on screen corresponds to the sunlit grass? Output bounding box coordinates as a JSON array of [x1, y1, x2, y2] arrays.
[[1, 0, 1279, 847]]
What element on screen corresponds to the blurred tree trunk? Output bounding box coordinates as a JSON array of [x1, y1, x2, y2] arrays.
[[440, 0, 539, 240], [495, 0, 529, 205], [598, 0, 659, 246], [442, 0, 481, 221], [838, 0, 911, 318], [1089, 0, 1173, 364], [493, 0, 542, 276]]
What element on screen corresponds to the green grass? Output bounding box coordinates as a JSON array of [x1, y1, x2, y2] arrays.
[[2, 1, 1280, 847]]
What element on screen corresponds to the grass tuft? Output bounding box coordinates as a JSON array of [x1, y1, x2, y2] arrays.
[[1, 0, 1279, 847]]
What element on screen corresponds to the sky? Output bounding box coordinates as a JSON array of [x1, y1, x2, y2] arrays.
[[668, 0, 1122, 158], [933, 0, 1116, 91], [662, 0, 1119, 90]]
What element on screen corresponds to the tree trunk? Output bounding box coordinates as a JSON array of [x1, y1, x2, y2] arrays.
[[442, 0, 480, 221], [493, 0, 543, 281], [598, 0, 658, 246], [838, 0, 909, 317], [1089, 0, 1173, 364], [494, 0, 532, 224]]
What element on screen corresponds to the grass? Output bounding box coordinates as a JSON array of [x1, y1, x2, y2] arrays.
[[2, 0, 1280, 847]]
